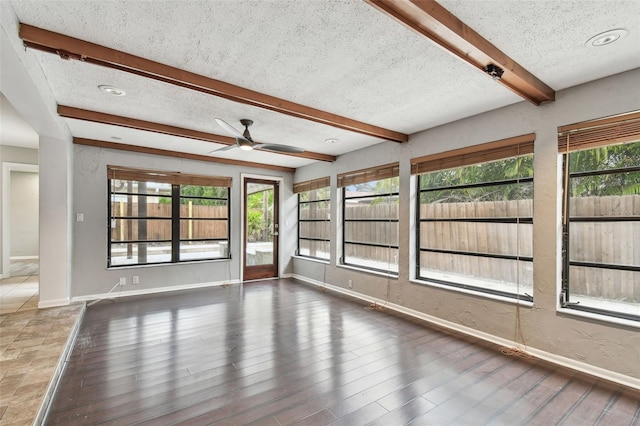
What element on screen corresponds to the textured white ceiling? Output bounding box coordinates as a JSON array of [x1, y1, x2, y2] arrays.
[[439, 0, 640, 90], [8, 0, 640, 169]]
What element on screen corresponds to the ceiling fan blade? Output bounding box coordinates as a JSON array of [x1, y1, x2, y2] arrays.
[[214, 118, 246, 140], [255, 143, 305, 153], [208, 143, 238, 154]]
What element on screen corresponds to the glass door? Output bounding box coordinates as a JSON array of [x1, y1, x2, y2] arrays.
[[243, 178, 279, 280]]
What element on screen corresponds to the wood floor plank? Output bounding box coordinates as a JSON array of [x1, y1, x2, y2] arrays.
[[44, 279, 640, 426]]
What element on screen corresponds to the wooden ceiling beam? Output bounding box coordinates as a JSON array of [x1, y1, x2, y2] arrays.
[[365, 0, 555, 105], [74, 138, 295, 173], [20, 24, 408, 143], [58, 105, 337, 162]]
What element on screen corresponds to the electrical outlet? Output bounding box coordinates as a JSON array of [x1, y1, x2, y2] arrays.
[[348, 279, 353, 288], [132, 276, 139, 285], [119, 277, 126, 286]]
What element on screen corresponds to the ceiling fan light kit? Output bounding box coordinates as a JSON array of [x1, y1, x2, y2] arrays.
[[238, 139, 254, 151]]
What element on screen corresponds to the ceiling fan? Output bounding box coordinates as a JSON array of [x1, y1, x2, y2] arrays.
[[210, 118, 304, 154]]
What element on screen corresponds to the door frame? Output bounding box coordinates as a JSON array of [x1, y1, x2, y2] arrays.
[[240, 173, 283, 282], [2, 162, 39, 278]]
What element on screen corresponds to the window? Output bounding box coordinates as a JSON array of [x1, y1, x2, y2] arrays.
[[295, 177, 330, 261], [108, 166, 231, 267], [413, 134, 535, 300], [338, 163, 399, 275], [559, 111, 640, 321]]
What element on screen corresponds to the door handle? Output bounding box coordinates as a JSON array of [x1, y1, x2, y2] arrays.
[[272, 232, 279, 236]]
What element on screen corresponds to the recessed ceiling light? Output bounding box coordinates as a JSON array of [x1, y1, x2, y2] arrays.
[[325, 138, 339, 144], [586, 29, 628, 47], [98, 85, 126, 96]]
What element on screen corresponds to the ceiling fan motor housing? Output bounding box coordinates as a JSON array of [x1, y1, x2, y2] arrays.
[[240, 119, 254, 141]]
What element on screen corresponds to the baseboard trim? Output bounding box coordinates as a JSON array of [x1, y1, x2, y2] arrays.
[[38, 298, 70, 309], [34, 302, 86, 424], [292, 274, 640, 392], [71, 279, 242, 304]]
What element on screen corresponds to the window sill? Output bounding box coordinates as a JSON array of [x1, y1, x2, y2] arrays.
[[557, 307, 639, 329], [107, 258, 231, 270], [292, 255, 330, 265], [410, 278, 534, 307], [337, 263, 398, 280]]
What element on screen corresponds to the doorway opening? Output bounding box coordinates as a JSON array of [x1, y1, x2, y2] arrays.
[[243, 176, 280, 281], [1, 163, 39, 313]]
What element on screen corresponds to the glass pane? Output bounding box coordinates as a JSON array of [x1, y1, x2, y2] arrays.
[[180, 185, 228, 199], [569, 221, 639, 266], [420, 155, 534, 190], [180, 219, 228, 240], [298, 240, 330, 260], [420, 182, 533, 205], [180, 198, 228, 211], [569, 171, 640, 200], [299, 221, 330, 240], [569, 265, 640, 317], [344, 199, 398, 220], [299, 201, 330, 221], [420, 222, 532, 257], [299, 187, 330, 202], [180, 241, 229, 261], [569, 194, 639, 218], [111, 180, 172, 196], [110, 218, 171, 241], [419, 252, 533, 296], [345, 221, 398, 246], [344, 244, 398, 273], [569, 141, 640, 173], [246, 183, 274, 266], [110, 242, 171, 266], [110, 195, 171, 218], [345, 177, 399, 196]]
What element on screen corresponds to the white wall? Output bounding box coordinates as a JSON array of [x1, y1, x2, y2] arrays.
[[9, 170, 39, 256], [38, 134, 74, 307], [293, 69, 640, 386], [0, 146, 39, 276], [71, 145, 295, 298], [2, 2, 73, 303]]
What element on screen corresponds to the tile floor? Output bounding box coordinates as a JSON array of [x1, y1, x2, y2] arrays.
[[0, 276, 39, 315], [1, 268, 83, 425], [0, 303, 83, 425]]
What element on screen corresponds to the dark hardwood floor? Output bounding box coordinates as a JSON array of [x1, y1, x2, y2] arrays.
[[46, 279, 639, 425]]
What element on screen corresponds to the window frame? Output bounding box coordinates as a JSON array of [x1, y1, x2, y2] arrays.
[[338, 164, 400, 275], [412, 134, 535, 301], [107, 166, 231, 267], [296, 182, 331, 262], [558, 111, 640, 322], [296, 192, 331, 262]]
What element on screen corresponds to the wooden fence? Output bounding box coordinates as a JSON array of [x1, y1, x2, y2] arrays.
[[567, 194, 639, 303], [420, 199, 533, 289], [110, 203, 228, 241], [115, 195, 638, 302], [303, 195, 638, 302]]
